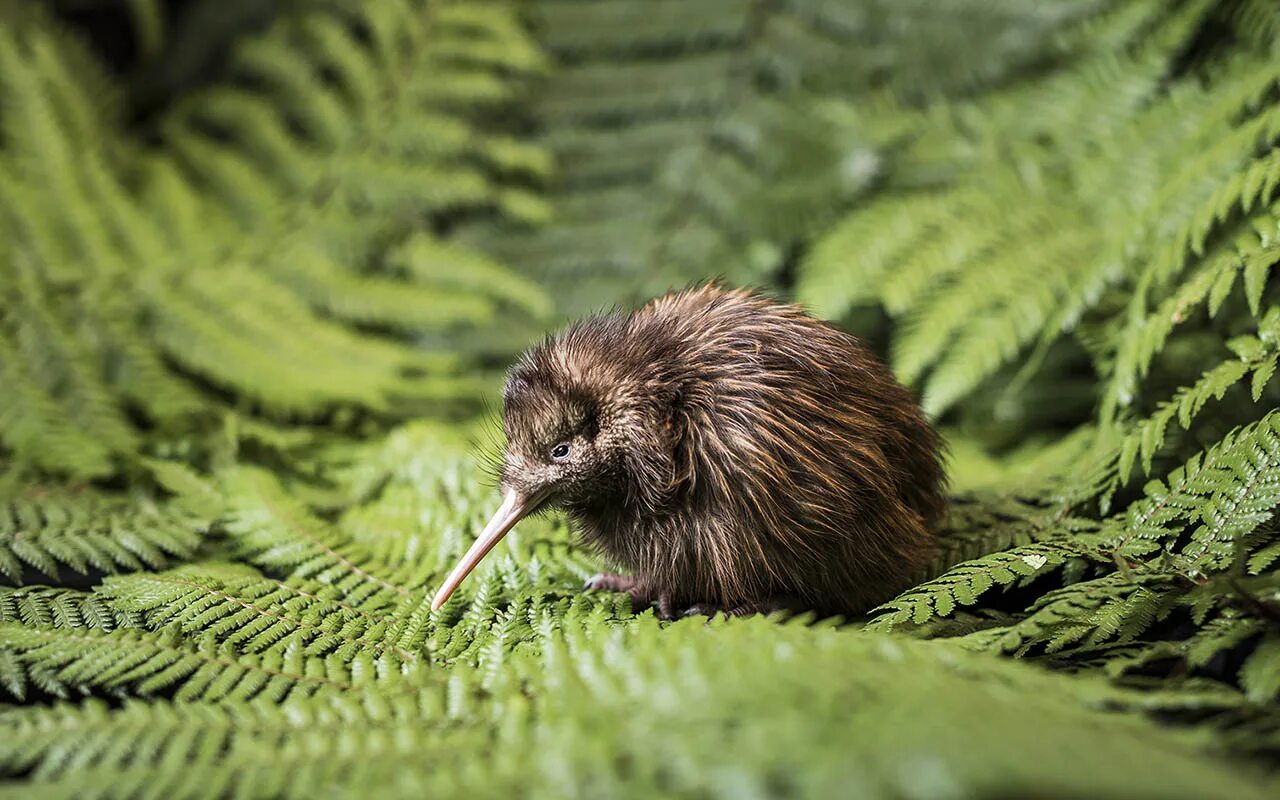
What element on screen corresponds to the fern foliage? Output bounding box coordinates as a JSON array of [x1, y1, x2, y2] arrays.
[[4, 621, 1277, 799], [462, 0, 1114, 333], [2, 426, 1277, 798], [0, 1, 551, 480], [797, 0, 1280, 418], [6, 0, 1280, 796], [787, 0, 1280, 751], [0, 485, 210, 585]]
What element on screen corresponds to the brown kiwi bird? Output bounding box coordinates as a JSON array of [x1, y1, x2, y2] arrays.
[[431, 284, 947, 618]]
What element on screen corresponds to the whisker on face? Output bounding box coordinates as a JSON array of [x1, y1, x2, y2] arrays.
[[470, 401, 506, 488]]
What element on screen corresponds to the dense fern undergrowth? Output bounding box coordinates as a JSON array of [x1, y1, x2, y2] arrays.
[[4, 0, 1280, 796]]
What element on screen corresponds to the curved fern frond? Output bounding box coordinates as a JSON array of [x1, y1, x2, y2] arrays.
[[1114, 308, 1280, 483], [99, 564, 420, 663], [1, 621, 1274, 800], [0, 623, 411, 703], [0, 586, 137, 632], [466, 0, 1101, 321], [869, 541, 1084, 631], [6, 1, 1280, 793], [987, 572, 1179, 656], [221, 468, 428, 602], [0, 1, 553, 478], [797, 2, 1280, 419], [0, 487, 208, 584]]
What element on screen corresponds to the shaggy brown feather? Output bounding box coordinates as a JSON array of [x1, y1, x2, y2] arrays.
[[480, 284, 947, 618]]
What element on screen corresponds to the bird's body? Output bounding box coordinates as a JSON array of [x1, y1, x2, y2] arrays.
[[432, 285, 947, 618]]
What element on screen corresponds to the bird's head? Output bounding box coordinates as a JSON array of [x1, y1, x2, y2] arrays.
[[431, 324, 681, 609]]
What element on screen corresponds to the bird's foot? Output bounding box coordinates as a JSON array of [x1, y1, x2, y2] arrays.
[[679, 598, 791, 620], [583, 572, 638, 593], [585, 572, 656, 614], [584, 575, 789, 621], [585, 576, 679, 620]]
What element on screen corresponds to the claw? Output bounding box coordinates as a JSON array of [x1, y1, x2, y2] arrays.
[[678, 599, 793, 619], [584, 572, 637, 593], [681, 603, 720, 618]]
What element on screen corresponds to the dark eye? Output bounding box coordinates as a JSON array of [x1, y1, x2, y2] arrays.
[[550, 442, 571, 461]]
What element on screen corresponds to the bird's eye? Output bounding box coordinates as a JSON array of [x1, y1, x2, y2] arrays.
[[550, 442, 571, 461]]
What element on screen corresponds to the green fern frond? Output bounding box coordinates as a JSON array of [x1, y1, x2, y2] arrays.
[[143, 268, 403, 414], [868, 541, 1081, 631], [99, 564, 420, 664], [1179, 414, 1280, 573], [1185, 611, 1267, 668], [989, 573, 1179, 656], [1119, 358, 1250, 483], [6, 1, 1280, 793], [797, 3, 1280, 420], [0, 622, 411, 703], [272, 240, 498, 333], [470, 0, 1075, 317], [0, 328, 113, 479], [221, 467, 430, 602], [1, 621, 1274, 800], [0, 1, 553, 478], [1092, 412, 1280, 567], [0, 487, 208, 584], [1105, 219, 1280, 417], [1115, 310, 1280, 483], [1239, 633, 1280, 701], [0, 586, 138, 632], [796, 192, 947, 319]]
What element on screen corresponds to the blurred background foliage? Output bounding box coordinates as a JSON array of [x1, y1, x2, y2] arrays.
[[3, 0, 1280, 796]]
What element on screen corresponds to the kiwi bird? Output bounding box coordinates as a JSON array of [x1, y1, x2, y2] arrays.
[[431, 284, 947, 618]]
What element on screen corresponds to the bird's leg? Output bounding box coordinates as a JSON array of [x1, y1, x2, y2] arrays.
[[584, 572, 662, 615], [584, 572, 637, 593], [586, 575, 794, 621]]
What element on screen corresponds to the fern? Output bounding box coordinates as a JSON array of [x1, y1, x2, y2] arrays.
[[7, 0, 1280, 795], [466, 0, 1109, 327], [99, 564, 419, 663], [781, 4, 1280, 735], [1179, 416, 1280, 574], [0, 586, 138, 632], [797, 1, 1280, 417], [1240, 633, 1280, 702], [0, 622, 412, 703], [869, 541, 1079, 629], [1110, 306, 1280, 484], [1, 619, 1275, 800], [0, 487, 209, 584], [0, 1, 552, 478], [990, 572, 1180, 656]]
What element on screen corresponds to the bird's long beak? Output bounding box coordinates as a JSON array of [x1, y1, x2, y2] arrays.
[[431, 487, 546, 610]]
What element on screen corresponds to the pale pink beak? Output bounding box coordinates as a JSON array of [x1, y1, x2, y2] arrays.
[[431, 488, 546, 610]]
